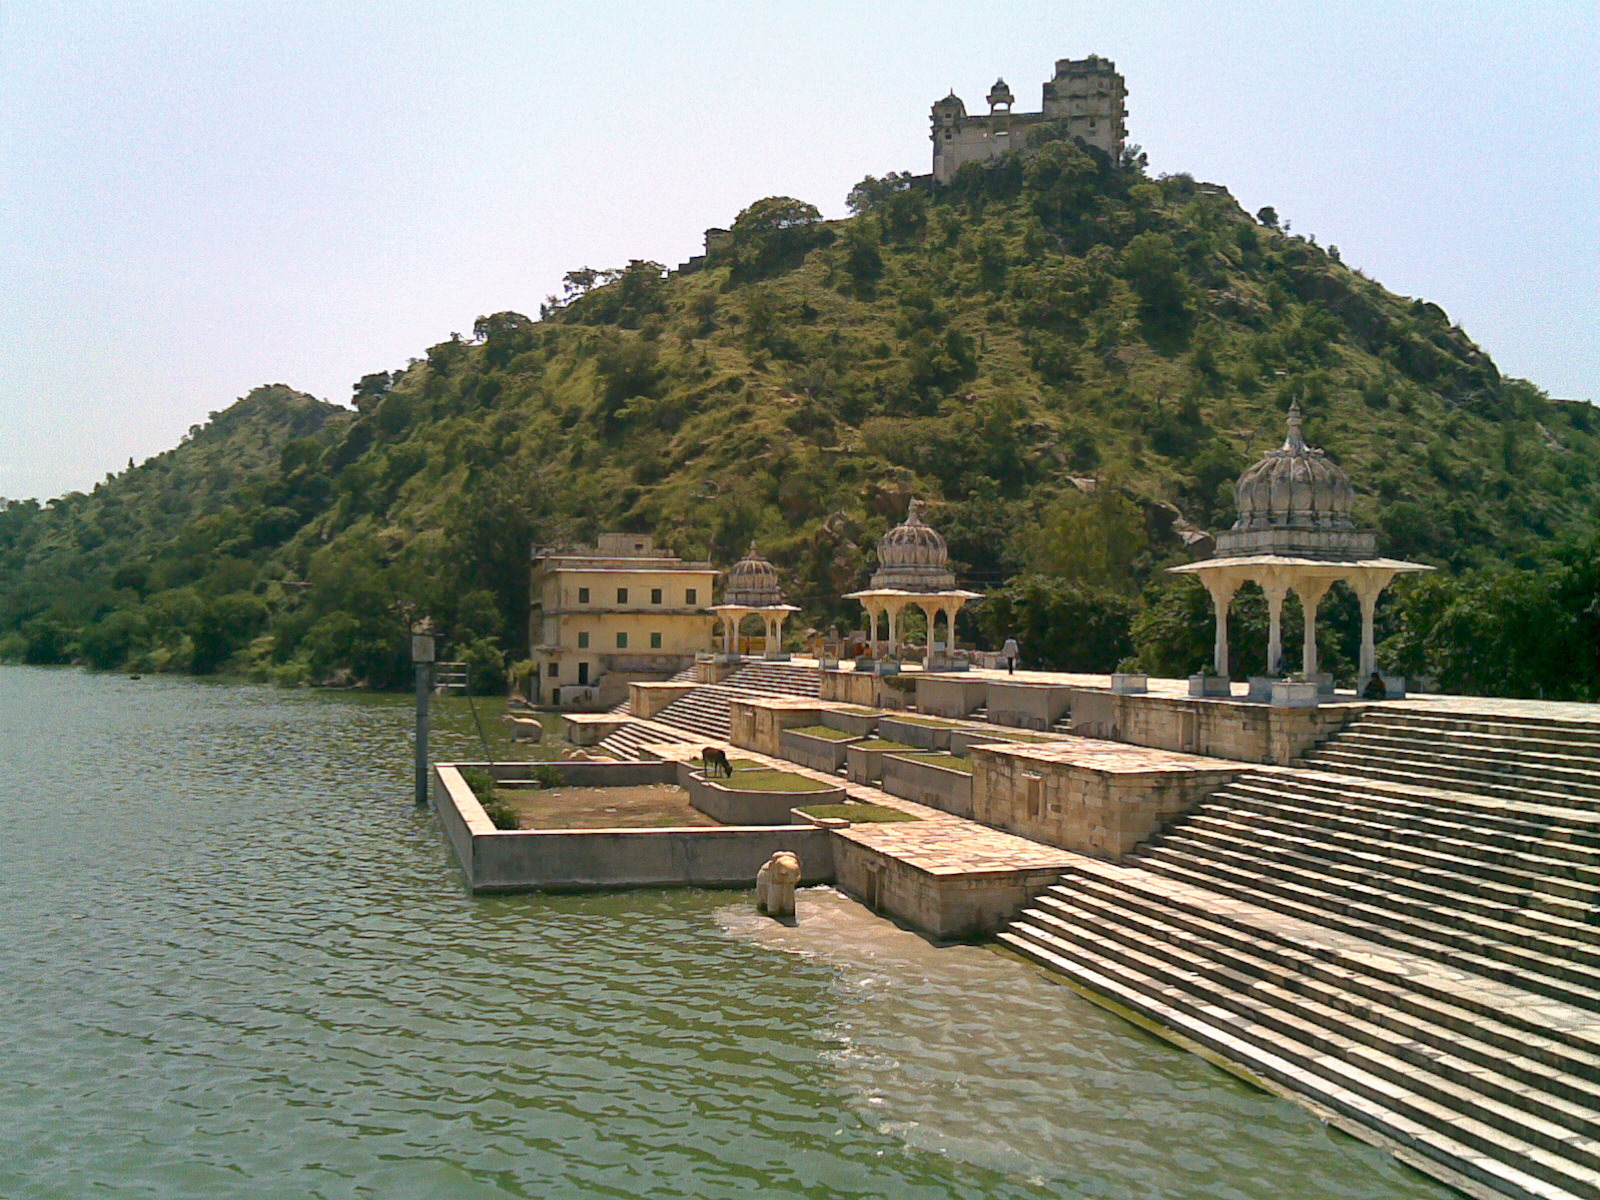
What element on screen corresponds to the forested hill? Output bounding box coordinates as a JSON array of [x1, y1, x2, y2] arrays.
[[2, 136, 1596, 697]]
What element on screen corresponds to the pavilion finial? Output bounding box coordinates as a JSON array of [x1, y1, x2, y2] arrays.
[[1283, 401, 1307, 453], [907, 497, 926, 524]]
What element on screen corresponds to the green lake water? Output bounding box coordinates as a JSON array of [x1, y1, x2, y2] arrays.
[[0, 666, 1460, 1199]]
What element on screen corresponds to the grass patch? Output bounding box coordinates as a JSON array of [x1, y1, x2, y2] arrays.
[[796, 802, 919, 823], [897, 751, 974, 774], [724, 768, 839, 793], [884, 714, 965, 727], [850, 738, 916, 752], [791, 724, 859, 741]]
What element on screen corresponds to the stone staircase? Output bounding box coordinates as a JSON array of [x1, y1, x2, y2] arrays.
[[594, 661, 821, 758], [1001, 706, 1600, 1200]]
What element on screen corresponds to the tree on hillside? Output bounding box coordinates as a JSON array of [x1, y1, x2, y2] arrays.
[[730, 196, 827, 279]]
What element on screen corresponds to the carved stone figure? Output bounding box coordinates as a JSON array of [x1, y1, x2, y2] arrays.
[[755, 851, 802, 918]]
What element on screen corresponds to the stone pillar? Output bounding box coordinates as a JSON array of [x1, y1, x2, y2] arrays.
[[919, 601, 938, 665], [1202, 578, 1240, 678], [1295, 578, 1333, 677], [886, 605, 899, 658], [1354, 570, 1395, 684], [1263, 581, 1289, 675]]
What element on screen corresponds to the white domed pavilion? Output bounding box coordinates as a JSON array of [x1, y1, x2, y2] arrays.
[[844, 499, 981, 670], [1169, 402, 1430, 690], [709, 543, 800, 661]]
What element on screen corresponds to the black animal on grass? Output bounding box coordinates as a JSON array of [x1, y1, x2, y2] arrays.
[[701, 747, 733, 779]]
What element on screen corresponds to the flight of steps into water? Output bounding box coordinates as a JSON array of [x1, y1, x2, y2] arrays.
[[594, 662, 822, 758], [1002, 705, 1600, 1200]]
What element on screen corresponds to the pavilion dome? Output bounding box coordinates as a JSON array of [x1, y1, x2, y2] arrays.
[[870, 500, 958, 591], [1231, 402, 1357, 533], [723, 542, 787, 607]]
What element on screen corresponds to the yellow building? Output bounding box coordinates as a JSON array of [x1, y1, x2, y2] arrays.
[[528, 534, 718, 709]]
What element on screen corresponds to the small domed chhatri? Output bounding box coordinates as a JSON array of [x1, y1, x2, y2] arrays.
[[1232, 402, 1356, 533], [871, 499, 958, 592], [724, 542, 787, 607], [846, 500, 981, 671], [709, 542, 799, 662]]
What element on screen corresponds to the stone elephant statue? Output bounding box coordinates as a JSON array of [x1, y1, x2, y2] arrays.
[[755, 851, 802, 918]]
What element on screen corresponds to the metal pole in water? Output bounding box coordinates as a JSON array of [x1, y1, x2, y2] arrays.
[[412, 622, 436, 806]]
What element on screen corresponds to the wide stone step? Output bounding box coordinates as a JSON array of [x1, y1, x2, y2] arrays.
[[1304, 746, 1600, 804], [1195, 793, 1600, 910], [1261, 769, 1600, 844], [1038, 876, 1600, 1100], [1212, 782, 1600, 892], [1024, 894, 1600, 1160], [1331, 730, 1600, 783], [1170, 814, 1600, 961], [1133, 844, 1600, 1009], [997, 922, 1594, 1200], [1365, 709, 1600, 746], [1223, 775, 1600, 871], [1052, 862, 1600, 1068], [1297, 752, 1600, 813]]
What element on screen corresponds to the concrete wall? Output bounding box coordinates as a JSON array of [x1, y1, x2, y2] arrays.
[[820, 708, 878, 737], [687, 774, 847, 825], [915, 676, 990, 719], [971, 744, 1242, 860], [562, 713, 634, 745], [880, 754, 974, 818], [727, 697, 827, 757], [846, 742, 918, 785], [630, 682, 697, 719], [878, 715, 959, 751], [833, 835, 1062, 941], [779, 728, 858, 773], [434, 763, 834, 892], [819, 669, 908, 710], [452, 760, 676, 786], [1098, 693, 1364, 765], [948, 729, 1013, 756], [987, 682, 1074, 731]]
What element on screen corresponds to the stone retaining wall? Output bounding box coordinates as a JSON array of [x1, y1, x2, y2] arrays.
[[687, 773, 847, 825], [986, 682, 1074, 731], [779, 728, 859, 773], [434, 763, 833, 891], [915, 675, 991, 719], [880, 754, 974, 818]]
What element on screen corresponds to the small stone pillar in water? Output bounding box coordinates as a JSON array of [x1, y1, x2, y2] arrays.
[[755, 851, 801, 919]]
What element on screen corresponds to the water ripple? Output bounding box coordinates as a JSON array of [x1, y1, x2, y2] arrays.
[[0, 667, 1456, 1200]]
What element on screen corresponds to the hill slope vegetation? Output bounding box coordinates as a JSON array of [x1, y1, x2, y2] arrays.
[[3, 138, 1596, 696]]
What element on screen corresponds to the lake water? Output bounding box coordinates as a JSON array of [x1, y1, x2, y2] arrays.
[[0, 667, 1458, 1199]]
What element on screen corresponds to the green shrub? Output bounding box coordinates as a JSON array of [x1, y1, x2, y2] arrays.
[[528, 762, 564, 789], [459, 767, 519, 829]]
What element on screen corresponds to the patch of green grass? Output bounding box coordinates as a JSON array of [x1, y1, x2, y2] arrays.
[[850, 738, 916, 752], [726, 768, 839, 793], [884, 714, 964, 727], [897, 751, 974, 774], [791, 724, 858, 741], [796, 802, 919, 823]]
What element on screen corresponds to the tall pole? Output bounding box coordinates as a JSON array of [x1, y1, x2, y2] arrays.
[[412, 624, 436, 806]]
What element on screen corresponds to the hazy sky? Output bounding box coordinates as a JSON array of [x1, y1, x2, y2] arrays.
[[2, 1, 1595, 501]]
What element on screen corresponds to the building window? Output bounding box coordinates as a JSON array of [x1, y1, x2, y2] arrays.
[[651, 587, 662, 604], [577, 632, 589, 649], [686, 588, 698, 605], [578, 587, 590, 604], [547, 662, 559, 677], [650, 632, 662, 649], [616, 632, 628, 649], [617, 587, 629, 604]]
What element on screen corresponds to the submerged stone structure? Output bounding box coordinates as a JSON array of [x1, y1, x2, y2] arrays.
[[1169, 403, 1430, 686]]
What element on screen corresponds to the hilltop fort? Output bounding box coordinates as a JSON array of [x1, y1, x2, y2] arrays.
[[931, 55, 1128, 183]]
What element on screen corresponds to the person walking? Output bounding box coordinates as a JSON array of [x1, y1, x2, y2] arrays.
[[1002, 636, 1020, 675]]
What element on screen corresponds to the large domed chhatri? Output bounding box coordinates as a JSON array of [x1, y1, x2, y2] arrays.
[[1171, 402, 1430, 689], [1232, 402, 1356, 532], [723, 542, 787, 607], [870, 499, 958, 592], [1215, 402, 1376, 561]]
